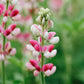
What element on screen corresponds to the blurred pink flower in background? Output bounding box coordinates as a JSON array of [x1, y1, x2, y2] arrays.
[[49, 0, 63, 11], [16, 32, 32, 43]]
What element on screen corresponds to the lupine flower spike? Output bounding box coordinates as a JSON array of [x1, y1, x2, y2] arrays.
[[0, 1, 20, 84], [26, 8, 59, 84]]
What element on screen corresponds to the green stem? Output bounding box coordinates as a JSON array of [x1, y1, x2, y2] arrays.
[[2, 61, 5, 84], [2, 23, 6, 84], [41, 29, 45, 84], [2, 1, 9, 84]]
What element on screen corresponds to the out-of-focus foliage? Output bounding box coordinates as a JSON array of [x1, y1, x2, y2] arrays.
[[0, 0, 84, 84]]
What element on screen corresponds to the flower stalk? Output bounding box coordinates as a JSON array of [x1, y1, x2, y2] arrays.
[[41, 36, 45, 84], [2, 1, 9, 83]]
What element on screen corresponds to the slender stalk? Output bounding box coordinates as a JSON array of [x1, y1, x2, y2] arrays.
[[2, 1, 9, 84], [2, 61, 5, 84], [41, 28, 45, 84]]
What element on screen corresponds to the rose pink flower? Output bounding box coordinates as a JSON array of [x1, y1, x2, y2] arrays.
[[49, 0, 63, 11], [5, 42, 16, 56], [4, 10, 9, 16], [3, 29, 11, 36], [30, 40, 39, 47], [33, 70, 39, 77], [0, 4, 5, 15], [42, 63, 56, 76], [26, 62, 35, 70], [8, 24, 16, 32], [10, 9, 19, 17], [8, 5, 14, 11]]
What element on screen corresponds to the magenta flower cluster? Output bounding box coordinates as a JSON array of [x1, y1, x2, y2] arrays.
[[0, 3, 20, 60]]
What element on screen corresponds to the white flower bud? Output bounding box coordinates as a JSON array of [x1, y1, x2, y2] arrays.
[[26, 44, 35, 51], [48, 20, 53, 29], [45, 8, 50, 13], [3, 17, 7, 23], [31, 24, 42, 36], [42, 18, 45, 25], [46, 14, 50, 20], [44, 32, 48, 40], [49, 36, 59, 44], [36, 16, 41, 23], [33, 50, 39, 57]]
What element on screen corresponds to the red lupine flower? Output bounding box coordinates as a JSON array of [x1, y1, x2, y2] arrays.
[[10, 9, 19, 17], [30, 40, 39, 47], [42, 63, 56, 76], [8, 5, 14, 11], [48, 45, 54, 52], [4, 10, 9, 16], [3, 29, 11, 36], [0, 4, 5, 15], [8, 24, 16, 32]]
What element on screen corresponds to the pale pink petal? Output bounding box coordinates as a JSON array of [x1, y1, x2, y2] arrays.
[[5, 42, 11, 51], [26, 63, 35, 70], [48, 32, 56, 40], [44, 51, 50, 58], [0, 54, 4, 60], [49, 36, 59, 44], [7, 34, 13, 40], [44, 70, 51, 76], [33, 50, 39, 57], [12, 28, 20, 36], [9, 48, 16, 56], [48, 20, 53, 28], [26, 44, 34, 51], [51, 66, 56, 74], [12, 14, 22, 21], [33, 70, 39, 77], [38, 37, 42, 44]]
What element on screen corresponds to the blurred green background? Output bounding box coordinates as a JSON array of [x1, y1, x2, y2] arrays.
[[0, 0, 84, 84]]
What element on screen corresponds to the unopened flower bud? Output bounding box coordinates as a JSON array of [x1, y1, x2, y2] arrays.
[[33, 50, 39, 57], [3, 17, 7, 23], [42, 18, 45, 25], [48, 20, 53, 29], [33, 70, 39, 77], [36, 16, 41, 23]]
